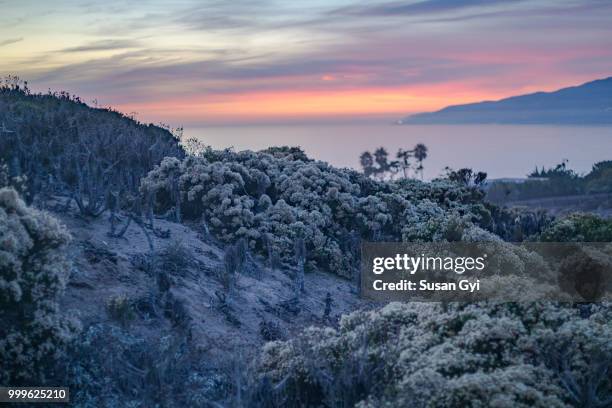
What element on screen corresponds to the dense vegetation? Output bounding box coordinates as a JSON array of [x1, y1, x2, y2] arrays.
[[0, 83, 610, 407], [142, 147, 550, 278], [0, 77, 183, 213], [538, 213, 612, 242], [487, 160, 612, 203], [0, 187, 78, 385], [251, 302, 611, 407]]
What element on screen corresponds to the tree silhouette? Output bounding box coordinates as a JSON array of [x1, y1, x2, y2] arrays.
[[374, 147, 389, 171], [370, 147, 398, 180], [360, 144, 428, 180], [444, 167, 487, 187], [396, 148, 412, 178], [413, 143, 428, 179], [359, 151, 374, 177]]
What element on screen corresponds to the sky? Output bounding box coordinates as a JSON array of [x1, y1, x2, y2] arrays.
[[1, 0, 612, 125]]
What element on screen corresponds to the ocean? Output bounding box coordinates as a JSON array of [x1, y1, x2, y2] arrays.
[[185, 124, 612, 180]]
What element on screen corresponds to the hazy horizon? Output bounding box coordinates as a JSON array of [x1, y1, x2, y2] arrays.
[[186, 123, 612, 179]]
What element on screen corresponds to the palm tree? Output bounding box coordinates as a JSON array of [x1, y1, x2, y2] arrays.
[[396, 148, 412, 179], [373, 147, 389, 169], [413, 143, 428, 179], [360, 151, 374, 177], [374, 147, 390, 180]]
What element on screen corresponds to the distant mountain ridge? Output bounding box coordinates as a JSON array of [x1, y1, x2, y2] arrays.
[[402, 77, 612, 125]]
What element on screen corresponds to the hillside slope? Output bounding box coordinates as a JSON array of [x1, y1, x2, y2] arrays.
[[2, 82, 610, 407], [47, 198, 365, 404], [0, 80, 184, 208], [58, 204, 363, 348], [402, 76, 612, 124]]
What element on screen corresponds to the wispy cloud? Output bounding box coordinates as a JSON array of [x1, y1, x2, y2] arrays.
[[2, 0, 612, 124], [416, 0, 612, 24], [59, 39, 141, 53], [333, 0, 525, 17], [0, 37, 23, 47], [172, 1, 274, 31]]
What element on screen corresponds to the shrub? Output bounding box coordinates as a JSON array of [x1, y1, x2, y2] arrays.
[[0, 187, 79, 385], [486, 205, 553, 241], [585, 160, 612, 193], [106, 294, 136, 327], [0, 160, 28, 197], [158, 239, 194, 276], [0, 79, 184, 210], [250, 302, 612, 407], [487, 160, 612, 202], [538, 213, 612, 242], [142, 150, 493, 277], [61, 324, 222, 407], [218, 241, 247, 295], [260, 320, 284, 342]]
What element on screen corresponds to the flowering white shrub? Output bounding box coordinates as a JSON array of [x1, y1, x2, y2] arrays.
[[252, 302, 611, 407], [142, 149, 494, 276], [0, 187, 78, 384]]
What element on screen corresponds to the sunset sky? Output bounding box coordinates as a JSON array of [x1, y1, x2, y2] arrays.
[[1, 0, 612, 125]]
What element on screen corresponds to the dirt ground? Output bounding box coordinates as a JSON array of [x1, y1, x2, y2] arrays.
[[53, 203, 370, 364]]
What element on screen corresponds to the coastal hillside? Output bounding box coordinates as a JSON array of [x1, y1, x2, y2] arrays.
[[0, 78, 184, 208], [402, 76, 612, 124], [1, 82, 611, 407]]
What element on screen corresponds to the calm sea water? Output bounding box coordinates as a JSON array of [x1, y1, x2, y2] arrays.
[[185, 124, 612, 180]]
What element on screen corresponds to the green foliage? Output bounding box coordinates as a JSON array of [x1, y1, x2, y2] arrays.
[[538, 213, 612, 242], [488, 160, 612, 203], [251, 302, 612, 407], [585, 160, 612, 193], [0, 187, 79, 385]]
